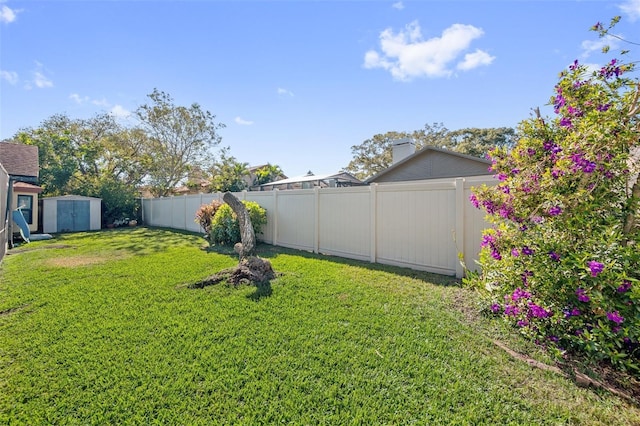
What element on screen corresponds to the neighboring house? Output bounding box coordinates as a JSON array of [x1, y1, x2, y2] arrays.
[[365, 139, 492, 184], [0, 142, 42, 239], [260, 171, 363, 190]]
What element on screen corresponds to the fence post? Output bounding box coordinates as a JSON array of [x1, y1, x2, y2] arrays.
[[455, 178, 465, 279], [183, 195, 187, 231], [370, 183, 377, 264], [314, 187, 320, 254], [273, 189, 279, 247]]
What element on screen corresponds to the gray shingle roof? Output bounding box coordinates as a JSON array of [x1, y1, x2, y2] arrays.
[[0, 142, 39, 179]]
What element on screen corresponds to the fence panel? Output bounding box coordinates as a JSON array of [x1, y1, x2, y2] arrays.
[[270, 190, 315, 251], [184, 195, 205, 233], [376, 182, 457, 275], [317, 187, 371, 261]]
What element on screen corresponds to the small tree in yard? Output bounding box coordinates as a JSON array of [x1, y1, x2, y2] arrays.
[[192, 194, 274, 288], [467, 18, 639, 375]]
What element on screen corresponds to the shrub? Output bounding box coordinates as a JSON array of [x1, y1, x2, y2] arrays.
[[466, 20, 639, 373], [208, 201, 267, 246], [195, 200, 223, 235]]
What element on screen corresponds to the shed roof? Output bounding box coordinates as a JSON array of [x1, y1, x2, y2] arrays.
[[0, 142, 39, 180], [42, 195, 102, 202]]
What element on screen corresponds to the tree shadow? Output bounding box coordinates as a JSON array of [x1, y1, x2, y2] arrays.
[[248, 243, 461, 288], [246, 281, 273, 301]]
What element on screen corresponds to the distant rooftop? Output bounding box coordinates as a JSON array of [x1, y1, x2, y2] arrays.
[[260, 172, 362, 189]]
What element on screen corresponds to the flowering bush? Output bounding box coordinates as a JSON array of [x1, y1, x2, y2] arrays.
[[466, 20, 639, 373], [208, 201, 267, 246]]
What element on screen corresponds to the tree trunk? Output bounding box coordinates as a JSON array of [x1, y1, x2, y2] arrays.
[[223, 191, 256, 260]]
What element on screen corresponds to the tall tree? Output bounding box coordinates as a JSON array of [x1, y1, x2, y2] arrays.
[[16, 113, 147, 193], [343, 123, 515, 180], [135, 89, 224, 197]]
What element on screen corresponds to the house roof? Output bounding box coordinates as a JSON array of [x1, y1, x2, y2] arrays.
[[365, 146, 492, 184], [0, 142, 39, 180]]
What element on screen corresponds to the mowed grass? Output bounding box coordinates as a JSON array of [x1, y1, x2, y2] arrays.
[[0, 228, 638, 425]]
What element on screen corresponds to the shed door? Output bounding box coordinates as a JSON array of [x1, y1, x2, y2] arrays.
[[57, 200, 90, 232]]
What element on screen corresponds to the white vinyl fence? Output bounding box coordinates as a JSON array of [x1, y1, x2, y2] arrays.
[[141, 176, 496, 278]]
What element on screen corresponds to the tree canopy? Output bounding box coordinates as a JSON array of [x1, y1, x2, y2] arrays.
[[135, 89, 225, 197], [14, 89, 227, 222], [344, 123, 516, 180], [16, 113, 145, 223]]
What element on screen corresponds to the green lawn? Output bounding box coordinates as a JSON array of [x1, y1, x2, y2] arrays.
[[0, 227, 638, 425]]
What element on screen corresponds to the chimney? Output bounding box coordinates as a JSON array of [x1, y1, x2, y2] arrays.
[[392, 138, 416, 164]]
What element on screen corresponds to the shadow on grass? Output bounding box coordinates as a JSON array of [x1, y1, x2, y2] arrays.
[[247, 281, 273, 301], [205, 241, 460, 288], [91, 226, 204, 255]]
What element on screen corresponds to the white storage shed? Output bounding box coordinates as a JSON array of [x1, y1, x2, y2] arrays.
[[42, 195, 102, 233]]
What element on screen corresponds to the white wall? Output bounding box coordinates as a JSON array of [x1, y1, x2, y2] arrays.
[[141, 176, 496, 278]]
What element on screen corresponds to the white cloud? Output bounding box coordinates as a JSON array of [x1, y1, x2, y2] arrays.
[[33, 71, 53, 88], [0, 4, 17, 24], [92, 98, 110, 107], [69, 93, 89, 104], [363, 21, 491, 81], [26, 62, 53, 89], [0, 70, 18, 85], [457, 49, 495, 71], [392, 2, 404, 10], [110, 105, 131, 118], [277, 87, 294, 97], [235, 116, 254, 126], [581, 35, 620, 57], [619, 0, 640, 21]]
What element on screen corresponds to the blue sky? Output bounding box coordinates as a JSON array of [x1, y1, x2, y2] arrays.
[[1, 0, 639, 178]]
